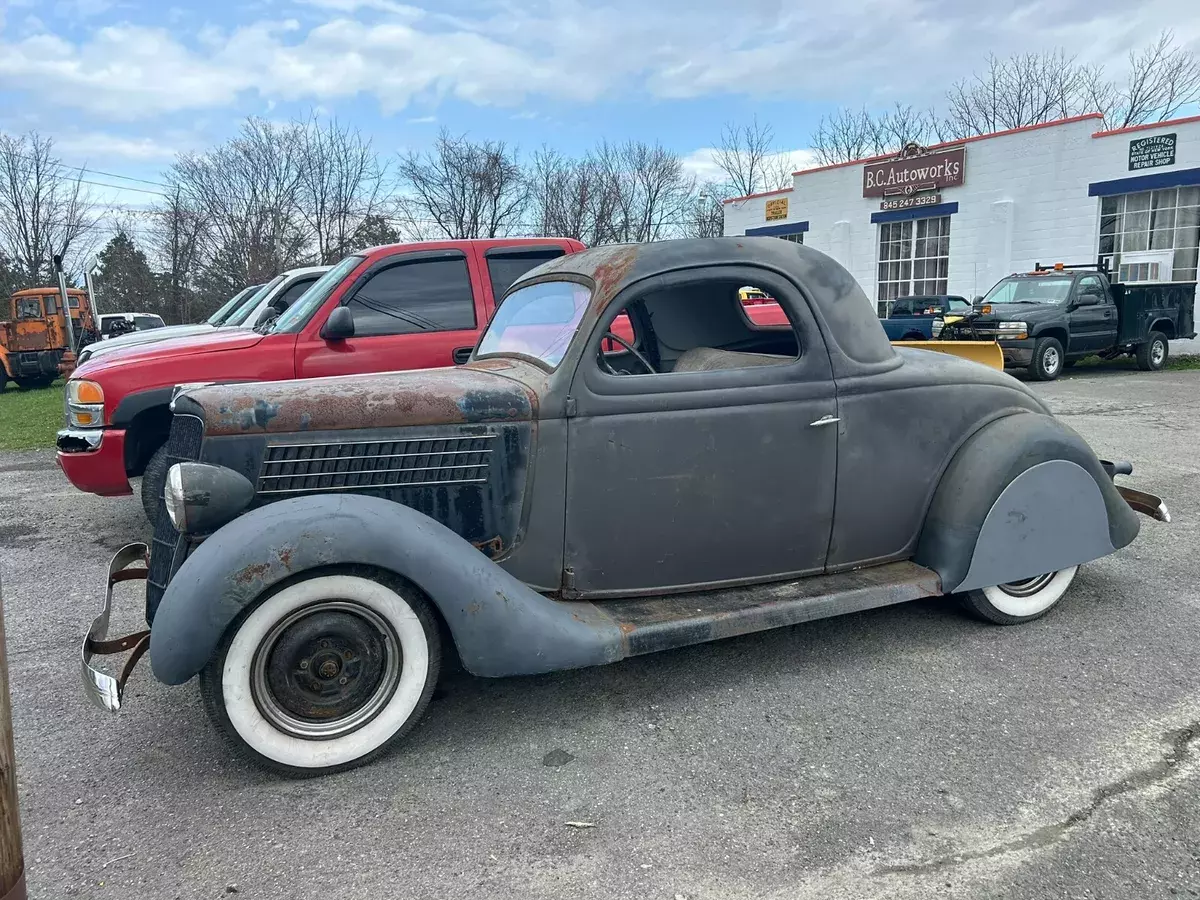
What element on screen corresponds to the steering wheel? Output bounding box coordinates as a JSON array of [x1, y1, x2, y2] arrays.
[[600, 331, 655, 375]]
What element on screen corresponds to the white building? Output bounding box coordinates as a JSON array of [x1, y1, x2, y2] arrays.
[[722, 113, 1200, 314]]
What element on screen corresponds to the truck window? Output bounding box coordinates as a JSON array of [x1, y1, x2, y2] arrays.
[[273, 276, 319, 311], [345, 255, 477, 337], [16, 298, 42, 318], [477, 280, 591, 368], [134, 315, 165, 330], [486, 248, 565, 304]]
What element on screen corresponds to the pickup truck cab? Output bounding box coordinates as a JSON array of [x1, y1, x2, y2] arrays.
[[941, 263, 1197, 380], [880, 295, 970, 341], [57, 239, 586, 520]]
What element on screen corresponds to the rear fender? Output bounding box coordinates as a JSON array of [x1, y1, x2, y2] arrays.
[[915, 413, 1140, 593], [148, 494, 623, 685]]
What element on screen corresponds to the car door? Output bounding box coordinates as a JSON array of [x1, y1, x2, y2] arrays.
[[1068, 275, 1117, 352], [294, 250, 485, 379], [563, 265, 838, 596]]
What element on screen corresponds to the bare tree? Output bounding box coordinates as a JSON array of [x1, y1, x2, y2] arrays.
[[945, 49, 1091, 135], [297, 116, 388, 264], [1087, 30, 1200, 129], [0, 132, 98, 286], [591, 140, 695, 244], [395, 130, 527, 240], [529, 147, 620, 244], [810, 107, 878, 165], [149, 181, 210, 322], [712, 117, 793, 198], [682, 184, 725, 239], [170, 117, 308, 296]]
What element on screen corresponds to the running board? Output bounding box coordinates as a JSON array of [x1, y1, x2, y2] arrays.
[[589, 562, 942, 658]]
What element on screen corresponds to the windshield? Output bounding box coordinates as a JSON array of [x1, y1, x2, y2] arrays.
[[207, 286, 256, 325], [984, 277, 1074, 305], [476, 280, 592, 369], [134, 315, 164, 330], [270, 255, 364, 334], [225, 276, 284, 327]]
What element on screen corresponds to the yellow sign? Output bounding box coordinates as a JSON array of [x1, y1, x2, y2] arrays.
[[765, 197, 789, 221]]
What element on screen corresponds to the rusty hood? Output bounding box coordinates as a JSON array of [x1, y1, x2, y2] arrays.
[[187, 367, 536, 436]]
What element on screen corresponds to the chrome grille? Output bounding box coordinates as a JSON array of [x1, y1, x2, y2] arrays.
[[257, 435, 495, 495], [146, 414, 203, 619]]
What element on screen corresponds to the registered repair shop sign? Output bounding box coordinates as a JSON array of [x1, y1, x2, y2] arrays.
[[1129, 134, 1176, 171], [765, 197, 789, 221]]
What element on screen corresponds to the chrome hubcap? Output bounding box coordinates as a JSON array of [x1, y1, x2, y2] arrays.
[[251, 600, 401, 740], [997, 572, 1056, 597], [1152, 340, 1165, 365], [1043, 346, 1060, 374]]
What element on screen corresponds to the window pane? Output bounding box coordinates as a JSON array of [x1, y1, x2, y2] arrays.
[[486, 248, 565, 302], [1125, 192, 1151, 213], [914, 260, 926, 280], [1125, 210, 1149, 233], [1178, 186, 1200, 207], [938, 236, 950, 257], [1152, 189, 1177, 211], [346, 256, 477, 337], [1178, 205, 1200, 230], [1100, 233, 1115, 254], [938, 258, 948, 279], [1174, 246, 1199, 277], [901, 221, 913, 241], [1101, 196, 1121, 216], [477, 280, 590, 368], [916, 219, 929, 239], [900, 260, 911, 282], [1125, 229, 1150, 252], [1100, 214, 1118, 235]]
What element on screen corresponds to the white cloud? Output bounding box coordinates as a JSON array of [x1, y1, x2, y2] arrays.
[[406, 114, 436, 123], [54, 131, 177, 161], [682, 147, 820, 188], [1, 0, 1197, 121]]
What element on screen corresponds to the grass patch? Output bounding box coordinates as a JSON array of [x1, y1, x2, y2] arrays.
[[1068, 353, 1200, 372], [0, 379, 64, 451]]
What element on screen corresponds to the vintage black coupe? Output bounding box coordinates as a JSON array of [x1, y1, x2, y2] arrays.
[[83, 238, 1169, 775]]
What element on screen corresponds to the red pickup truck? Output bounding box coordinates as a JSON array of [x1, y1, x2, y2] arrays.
[[57, 238, 588, 520]]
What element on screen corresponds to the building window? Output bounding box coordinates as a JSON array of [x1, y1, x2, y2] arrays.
[[775, 232, 804, 244], [1100, 187, 1200, 282], [877, 215, 950, 313]]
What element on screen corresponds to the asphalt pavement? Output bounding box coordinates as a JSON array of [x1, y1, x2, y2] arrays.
[[3, 364, 1200, 899]]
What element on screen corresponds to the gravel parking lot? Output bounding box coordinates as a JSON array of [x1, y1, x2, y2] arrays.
[[2, 366, 1200, 900]]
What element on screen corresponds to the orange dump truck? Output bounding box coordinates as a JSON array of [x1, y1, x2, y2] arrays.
[[0, 287, 96, 391]]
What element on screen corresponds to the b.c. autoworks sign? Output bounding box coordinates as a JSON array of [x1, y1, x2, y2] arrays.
[[862, 148, 966, 198]]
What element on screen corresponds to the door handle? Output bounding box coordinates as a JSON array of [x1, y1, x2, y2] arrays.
[[452, 347, 473, 365], [809, 415, 840, 427]]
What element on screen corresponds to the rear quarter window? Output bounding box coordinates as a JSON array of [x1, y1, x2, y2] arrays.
[[486, 248, 566, 303]]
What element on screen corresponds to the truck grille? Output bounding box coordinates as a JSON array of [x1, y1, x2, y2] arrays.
[[145, 414, 203, 621], [257, 435, 495, 495]]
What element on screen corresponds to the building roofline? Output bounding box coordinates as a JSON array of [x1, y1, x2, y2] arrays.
[[1091, 114, 1200, 137], [788, 113, 1106, 177], [721, 186, 794, 206]]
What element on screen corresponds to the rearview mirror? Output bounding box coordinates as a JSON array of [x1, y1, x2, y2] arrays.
[[321, 306, 355, 341]]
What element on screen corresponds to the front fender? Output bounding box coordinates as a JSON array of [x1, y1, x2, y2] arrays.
[[915, 412, 1140, 593], [148, 494, 624, 684]]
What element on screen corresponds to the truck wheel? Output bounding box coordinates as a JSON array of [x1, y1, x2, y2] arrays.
[[962, 566, 1079, 625], [1135, 332, 1168, 371], [199, 572, 441, 777], [1028, 337, 1064, 381], [140, 445, 170, 526]]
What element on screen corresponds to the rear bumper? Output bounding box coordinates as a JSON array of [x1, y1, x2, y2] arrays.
[[55, 428, 132, 496]]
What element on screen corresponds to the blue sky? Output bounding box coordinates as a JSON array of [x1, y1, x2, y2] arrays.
[[0, 0, 1197, 214]]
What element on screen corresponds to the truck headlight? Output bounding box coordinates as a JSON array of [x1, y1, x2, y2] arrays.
[[997, 322, 1028, 340], [66, 379, 105, 427], [931, 317, 944, 338], [163, 462, 256, 535]]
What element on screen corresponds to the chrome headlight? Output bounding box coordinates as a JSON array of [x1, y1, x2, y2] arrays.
[[997, 321, 1028, 340], [931, 317, 945, 338], [65, 379, 105, 428], [163, 462, 256, 535]]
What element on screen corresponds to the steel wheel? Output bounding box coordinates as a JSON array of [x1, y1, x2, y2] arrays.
[[963, 566, 1079, 625], [200, 573, 441, 776]]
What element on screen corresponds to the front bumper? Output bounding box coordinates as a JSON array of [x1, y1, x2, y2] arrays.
[[82, 543, 150, 712], [55, 427, 132, 496], [999, 338, 1035, 367]]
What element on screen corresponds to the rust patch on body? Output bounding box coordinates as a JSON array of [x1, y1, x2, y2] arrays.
[[195, 367, 537, 436], [586, 245, 639, 311], [472, 535, 505, 555], [233, 561, 271, 585]]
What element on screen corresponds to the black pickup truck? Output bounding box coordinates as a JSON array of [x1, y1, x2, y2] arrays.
[[940, 263, 1197, 380]]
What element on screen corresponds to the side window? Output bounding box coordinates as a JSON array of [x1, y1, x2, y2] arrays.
[[486, 248, 565, 302], [599, 278, 801, 376], [274, 276, 318, 310], [43, 295, 58, 315], [1076, 275, 1104, 298], [16, 298, 41, 318], [345, 256, 476, 337]]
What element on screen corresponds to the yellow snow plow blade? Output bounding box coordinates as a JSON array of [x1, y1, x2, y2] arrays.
[[894, 341, 1004, 370]]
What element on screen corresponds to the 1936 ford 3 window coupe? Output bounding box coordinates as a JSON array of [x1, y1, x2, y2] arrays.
[[82, 238, 1168, 775]]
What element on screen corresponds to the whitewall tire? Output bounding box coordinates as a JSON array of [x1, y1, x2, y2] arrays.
[[199, 572, 441, 776], [963, 566, 1079, 625]]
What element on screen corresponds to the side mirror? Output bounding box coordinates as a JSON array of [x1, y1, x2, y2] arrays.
[[321, 306, 355, 341], [253, 306, 276, 326], [1074, 292, 1099, 307], [972, 295, 984, 304]]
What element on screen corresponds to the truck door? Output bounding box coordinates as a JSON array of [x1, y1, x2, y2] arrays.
[[1069, 275, 1117, 352], [294, 250, 486, 379]]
